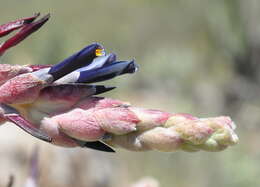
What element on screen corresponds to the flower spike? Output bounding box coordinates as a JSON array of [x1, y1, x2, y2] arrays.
[[0, 14, 238, 153]]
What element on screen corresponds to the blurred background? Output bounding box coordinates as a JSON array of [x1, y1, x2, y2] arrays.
[[0, 0, 260, 186]]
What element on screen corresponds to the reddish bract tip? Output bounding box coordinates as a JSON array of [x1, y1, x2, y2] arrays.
[[0, 13, 40, 37], [29, 64, 52, 71], [0, 13, 50, 56]]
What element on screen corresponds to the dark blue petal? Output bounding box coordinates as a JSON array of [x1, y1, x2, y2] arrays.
[[76, 53, 116, 72], [48, 43, 104, 80], [106, 53, 117, 64], [76, 60, 137, 83], [54, 53, 117, 84]]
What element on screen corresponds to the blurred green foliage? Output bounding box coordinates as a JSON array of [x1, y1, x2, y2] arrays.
[[1, 0, 260, 187]]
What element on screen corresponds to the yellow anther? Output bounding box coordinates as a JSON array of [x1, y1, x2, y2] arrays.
[[95, 48, 105, 57]]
